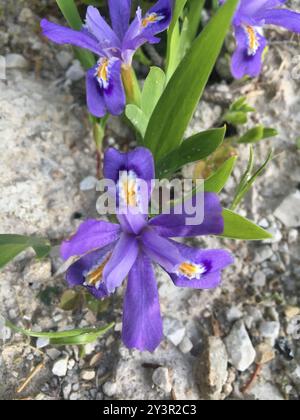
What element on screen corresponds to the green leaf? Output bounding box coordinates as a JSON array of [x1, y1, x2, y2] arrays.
[[184, 0, 205, 48], [223, 111, 248, 125], [144, 0, 239, 161], [230, 97, 255, 113], [221, 209, 272, 240], [55, 0, 95, 69], [156, 127, 226, 179], [6, 319, 114, 346], [238, 126, 278, 144], [125, 104, 148, 138], [142, 67, 166, 118], [0, 235, 51, 270], [204, 156, 237, 193]]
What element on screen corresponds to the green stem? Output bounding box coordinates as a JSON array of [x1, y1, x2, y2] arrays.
[[93, 118, 108, 179], [121, 65, 142, 107]]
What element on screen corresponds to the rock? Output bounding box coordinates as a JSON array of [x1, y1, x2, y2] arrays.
[[69, 392, 80, 401], [152, 367, 172, 393], [255, 343, 275, 365], [250, 382, 284, 401], [46, 349, 61, 361], [288, 229, 298, 244], [163, 317, 186, 347], [36, 337, 50, 349], [225, 321, 256, 372], [284, 306, 300, 320], [179, 336, 193, 354], [80, 176, 98, 191], [52, 356, 69, 377], [253, 271, 266, 288], [63, 383, 72, 400], [5, 54, 29, 69], [259, 321, 280, 346], [254, 246, 273, 264], [274, 191, 300, 228], [56, 51, 73, 69], [66, 60, 85, 81], [18, 8, 34, 23], [197, 336, 228, 400], [103, 381, 117, 397], [81, 370, 96, 381], [226, 306, 243, 323]]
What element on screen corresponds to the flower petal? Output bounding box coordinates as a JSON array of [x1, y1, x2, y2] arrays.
[[40, 19, 103, 56], [102, 58, 126, 116], [60, 219, 121, 260], [103, 233, 139, 293], [117, 209, 148, 235], [108, 0, 132, 40], [231, 26, 267, 79], [122, 0, 172, 63], [122, 252, 163, 352], [141, 228, 183, 272], [85, 6, 121, 52], [66, 245, 113, 299], [259, 8, 300, 33], [86, 67, 107, 117], [149, 192, 224, 238], [168, 241, 234, 289]]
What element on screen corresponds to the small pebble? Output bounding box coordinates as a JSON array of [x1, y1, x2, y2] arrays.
[[52, 356, 69, 377], [103, 381, 117, 397], [152, 367, 172, 393], [81, 370, 96, 381]]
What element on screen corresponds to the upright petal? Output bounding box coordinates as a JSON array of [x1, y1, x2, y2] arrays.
[[108, 0, 132, 40], [117, 209, 148, 235], [167, 241, 234, 289], [103, 233, 139, 293], [149, 192, 224, 238], [86, 67, 106, 117], [122, 252, 163, 352], [122, 0, 172, 64], [85, 6, 121, 52], [231, 26, 267, 79], [66, 245, 113, 299], [141, 228, 183, 272], [60, 219, 121, 260], [40, 19, 103, 56], [258, 8, 300, 33]]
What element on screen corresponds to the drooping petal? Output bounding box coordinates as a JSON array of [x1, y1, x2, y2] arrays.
[[86, 67, 107, 117], [103, 233, 139, 293], [101, 58, 126, 116], [60, 219, 121, 260], [40, 19, 103, 56], [258, 8, 300, 33], [66, 245, 114, 299], [167, 241, 234, 289], [108, 0, 132, 40], [85, 6, 121, 52], [122, 252, 163, 352], [122, 0, 172, 64], [141, 228, 183, 272], [231, 26, 267, 79], [149, 192, 224, 238]]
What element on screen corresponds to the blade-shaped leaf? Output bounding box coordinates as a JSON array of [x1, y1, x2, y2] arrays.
[[141, 67, 166, 118], [204, 156, 237, 193], [125, 104, 148, 138], [144, 0, 239, 161], [238, 126, 278, 144], [156, 127, 226, 178], [0, 235, 51, 269], [220, 209, 272, 240]]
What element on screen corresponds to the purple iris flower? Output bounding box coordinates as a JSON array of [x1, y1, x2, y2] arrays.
[[60, 147, 233, 352], [41, 0, 172, 117], [220, 0, 300, 78]]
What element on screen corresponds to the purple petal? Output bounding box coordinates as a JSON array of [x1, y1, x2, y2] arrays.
[[122, 0, 172, 64], [168, 241, 234, 289], [149, 192, 224, 238], [108, 0, 132, 40], [141, 228, 183, 272], [117, 209, 148, 235], [40, 19, 102, 56], [60, 219, 121, 260], [102, 58, 126, 116], [231, 26, 267, 79], [259, 8, 300, 33], [122, 252, 163, 352], [103, 233, 139, 293], [66, 245, 113, 299], [86, 67, 106, 117], [85, 6, 121, 51]]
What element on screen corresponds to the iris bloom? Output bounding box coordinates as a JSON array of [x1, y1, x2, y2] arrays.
[[41, 0, 172, 117], [60, 147, 233, 352], [220, 0, 300, 78]]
